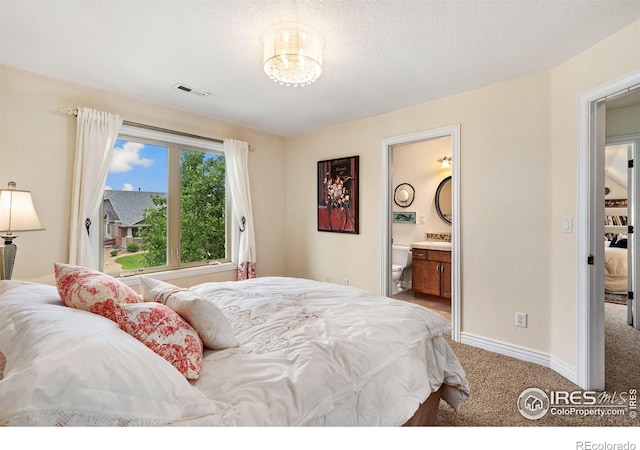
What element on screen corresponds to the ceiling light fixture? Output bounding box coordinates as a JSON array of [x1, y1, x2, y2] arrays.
[[263, 23, 324, 87]]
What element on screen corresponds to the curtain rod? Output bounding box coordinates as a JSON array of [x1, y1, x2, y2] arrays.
[[60, 107, 254, 150], [121, 120, 224, 145]]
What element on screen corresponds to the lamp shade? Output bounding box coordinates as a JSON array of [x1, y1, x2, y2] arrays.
[[0, 182, 44, 233], [263, 23, 324, 87]]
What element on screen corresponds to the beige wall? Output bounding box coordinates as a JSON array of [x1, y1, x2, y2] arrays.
[[0, 65, 288, 285], [286, 71, 553, 349], [286, 20, 639, 367], [548, 20, 640, 366]]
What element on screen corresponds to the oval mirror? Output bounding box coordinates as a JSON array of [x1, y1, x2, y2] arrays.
[[435, 176, 452, 225]]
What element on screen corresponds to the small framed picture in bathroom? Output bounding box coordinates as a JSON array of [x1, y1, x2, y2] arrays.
[[393, 212, 416, 224], [317, 155, 359, 233]]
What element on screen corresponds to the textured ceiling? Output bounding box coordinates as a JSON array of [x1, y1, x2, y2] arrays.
[[1, 0, 639, 137]]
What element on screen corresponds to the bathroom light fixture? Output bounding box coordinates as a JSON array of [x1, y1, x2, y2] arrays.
[[437, 156, 452, 169], [263, 23, 324, 87], [0, 181, 44, 279]]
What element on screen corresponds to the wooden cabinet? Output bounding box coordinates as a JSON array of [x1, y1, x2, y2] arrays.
[[412, 248, 451, 299]]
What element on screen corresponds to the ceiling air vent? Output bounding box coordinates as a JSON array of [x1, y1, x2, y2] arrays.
[[173, 83, 210, 97]]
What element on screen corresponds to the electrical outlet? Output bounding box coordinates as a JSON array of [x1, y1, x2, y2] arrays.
[[515, 312, 528, 328], [324, 275, 331, 283], [343, 278, 349, 286]]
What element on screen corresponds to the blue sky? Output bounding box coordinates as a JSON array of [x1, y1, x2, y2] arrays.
[[106, 139, 168, 193]]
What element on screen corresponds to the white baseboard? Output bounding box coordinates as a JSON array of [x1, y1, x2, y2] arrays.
[[549, 356, 578, 385], [460, 332, 578, 385]]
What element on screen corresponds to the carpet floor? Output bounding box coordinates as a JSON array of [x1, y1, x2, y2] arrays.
[[433, 302, 639, 426], [392, 291, 639, 427]]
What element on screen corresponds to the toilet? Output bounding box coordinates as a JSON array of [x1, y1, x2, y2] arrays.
[[391, 245, 412, 295]]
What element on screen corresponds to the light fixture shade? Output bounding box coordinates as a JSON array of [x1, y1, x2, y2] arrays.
[[263, 23, 324, 87], [438, 156, 452, 169], [0, 183, 44, 233]]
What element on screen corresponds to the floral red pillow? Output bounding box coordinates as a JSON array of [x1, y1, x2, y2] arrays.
[[54, 263, 142, 322], [115, 302, 203, 380]]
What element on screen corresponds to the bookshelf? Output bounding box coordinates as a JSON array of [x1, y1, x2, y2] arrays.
[[605, 199, 628, 239]]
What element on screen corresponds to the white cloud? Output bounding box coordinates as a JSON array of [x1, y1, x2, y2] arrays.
[[109, 142, 153, 173], [105, 185, 113, 190], [122, 183, 134, 191]]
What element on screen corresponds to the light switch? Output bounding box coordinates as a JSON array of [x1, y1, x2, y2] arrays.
[[563, 217, 573, 233], [420, 214, 426, 224]]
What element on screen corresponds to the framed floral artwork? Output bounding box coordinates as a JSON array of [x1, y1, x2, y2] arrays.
[[317, 156, 359, 233]]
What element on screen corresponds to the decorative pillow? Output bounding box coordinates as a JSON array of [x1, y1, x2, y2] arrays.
[[139, 277, 239, 350], [116, 302, 203, 380], [54, 262, 142, 321]]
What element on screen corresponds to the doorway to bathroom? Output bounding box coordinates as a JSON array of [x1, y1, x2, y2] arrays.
[[381, 125, 461, 341]]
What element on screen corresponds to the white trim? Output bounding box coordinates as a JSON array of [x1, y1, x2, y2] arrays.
[[115, 262, 237, 287], [606, 133, 640, 329], [577, 69, 640, 390], [119, 124, 223, 152], [551, 356, 579, 386], [460, 332, 578, 384], [380, 124, 461, 341], [105, 124, 234, 277]]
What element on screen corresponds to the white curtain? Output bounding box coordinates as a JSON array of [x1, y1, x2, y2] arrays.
[[69, 107, 123, 268], [224, 139, 256, 280]]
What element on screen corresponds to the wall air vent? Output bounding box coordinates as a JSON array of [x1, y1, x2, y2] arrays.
[[172, 83, 210, 97]]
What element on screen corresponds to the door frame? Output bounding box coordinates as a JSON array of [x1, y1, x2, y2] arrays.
[[577, 69, 640, 390], [380, 124, 461, 341], [606, 133, 640, 328]]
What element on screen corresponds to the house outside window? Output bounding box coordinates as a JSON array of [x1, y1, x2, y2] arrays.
[[102, 125, 229, 275]]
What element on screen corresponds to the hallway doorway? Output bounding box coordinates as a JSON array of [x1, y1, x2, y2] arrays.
[[577, 70, 640, 390]]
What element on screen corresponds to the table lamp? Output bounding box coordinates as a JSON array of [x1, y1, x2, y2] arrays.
[[0, 181, 45, 280]]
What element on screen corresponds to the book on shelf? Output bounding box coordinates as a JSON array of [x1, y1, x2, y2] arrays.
[[605, 215, 628, 226]]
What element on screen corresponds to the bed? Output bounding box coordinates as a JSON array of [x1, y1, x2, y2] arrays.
[[605, 236, 628, 294], [0, 265, 469, 427]]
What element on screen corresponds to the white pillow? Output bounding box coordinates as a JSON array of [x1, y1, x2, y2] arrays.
[[0, 280, 64, 306], [0, 301, 231, 426], [139, 277, 239, 350]]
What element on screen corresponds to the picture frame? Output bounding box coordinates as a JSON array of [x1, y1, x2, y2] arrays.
[[317, 156, 359, 233], [393, 212, 416, 224]]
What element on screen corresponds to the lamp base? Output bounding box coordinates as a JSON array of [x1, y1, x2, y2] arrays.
[[0, 242, 16, 280]]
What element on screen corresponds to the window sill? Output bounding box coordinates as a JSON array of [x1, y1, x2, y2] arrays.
[[114, 262, 237, 288]]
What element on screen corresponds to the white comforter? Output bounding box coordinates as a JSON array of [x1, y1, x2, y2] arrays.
[[188, 277, 469, 426], [0, 277, 469, 426]]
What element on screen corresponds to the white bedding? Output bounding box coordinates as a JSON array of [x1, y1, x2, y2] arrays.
[[0, 277, 469, 426]]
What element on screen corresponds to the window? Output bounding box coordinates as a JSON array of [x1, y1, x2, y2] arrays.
[[102, 125, 228, 275]]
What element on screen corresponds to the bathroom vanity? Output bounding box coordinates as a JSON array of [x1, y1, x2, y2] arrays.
[[411, 242, 451, 299]]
